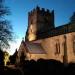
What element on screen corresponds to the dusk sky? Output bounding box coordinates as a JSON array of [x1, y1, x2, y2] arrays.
[[4, 0, 75, 55]]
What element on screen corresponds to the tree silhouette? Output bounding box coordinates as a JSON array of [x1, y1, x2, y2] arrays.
[[9, 49, 18, 64], [0, 48, 4, 65], [0, 0, 13, 49], [20, 52, 26, 64]]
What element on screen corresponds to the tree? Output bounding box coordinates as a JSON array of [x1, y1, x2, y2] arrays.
[[9, 49, 18, 64], [3, 51, 10, 66], [0, 48, 4, 65], [0, 0, 13, 49], [20, 52, 25, 63]]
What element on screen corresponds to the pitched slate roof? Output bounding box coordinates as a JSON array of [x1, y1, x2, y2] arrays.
[[24, 42, 46, 54], [36, 22, 75, 40]]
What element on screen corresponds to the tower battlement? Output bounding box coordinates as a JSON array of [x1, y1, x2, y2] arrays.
[[26, 6, 55, 41], [28, 6, 54, 17]]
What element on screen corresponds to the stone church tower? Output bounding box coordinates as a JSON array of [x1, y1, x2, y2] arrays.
[[17, 6, 75, 64], [25, 6, 55, 41]]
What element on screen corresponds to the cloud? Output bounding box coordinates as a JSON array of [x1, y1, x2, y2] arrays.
[[8, 38, 21, 55]]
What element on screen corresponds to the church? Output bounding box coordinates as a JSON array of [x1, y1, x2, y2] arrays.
[[17, 6, 75, 64]]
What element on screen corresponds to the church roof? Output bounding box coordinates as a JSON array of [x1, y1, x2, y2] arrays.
[[36, 22, 75, 40], [24, 42, 46, 54]]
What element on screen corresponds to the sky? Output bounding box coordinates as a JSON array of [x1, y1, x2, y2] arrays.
[[4, 0, 75, 55]]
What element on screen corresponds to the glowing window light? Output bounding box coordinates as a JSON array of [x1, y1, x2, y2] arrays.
[[28, 34, 36, 41]]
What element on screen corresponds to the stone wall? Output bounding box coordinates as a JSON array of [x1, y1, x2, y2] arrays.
[[26, 53, 47, 60], [41, 32, 75, 63], [66, 32, 75, 63]]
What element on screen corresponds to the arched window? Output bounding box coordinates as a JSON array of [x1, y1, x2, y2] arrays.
[[63, 35, 67, 52], [63, 35, 68, 63], [73, 35, 75, 55], [55, 42, 60, 55]]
